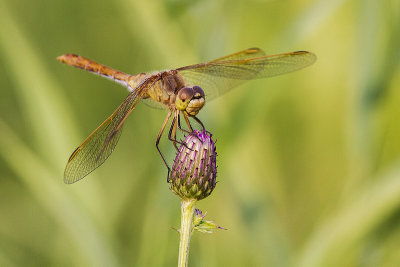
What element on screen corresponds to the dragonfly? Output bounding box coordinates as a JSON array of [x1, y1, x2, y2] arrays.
[[57, 48, 316, 184]]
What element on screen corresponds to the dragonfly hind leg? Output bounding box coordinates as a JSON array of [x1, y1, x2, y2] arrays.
[[168, 113, 179, 151], [156, 110, 173, 178]]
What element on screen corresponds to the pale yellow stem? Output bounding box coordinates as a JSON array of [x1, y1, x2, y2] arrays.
[[178, 199, 197, 267]]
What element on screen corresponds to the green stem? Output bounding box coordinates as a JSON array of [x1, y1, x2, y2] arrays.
[[178, 199, 197, 267]]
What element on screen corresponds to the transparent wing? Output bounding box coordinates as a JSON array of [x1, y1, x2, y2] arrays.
[[207, 47, 266, 62], [64, 77, 157, 183], [142, 97, 168, 110], [177, 48, 316, 100]]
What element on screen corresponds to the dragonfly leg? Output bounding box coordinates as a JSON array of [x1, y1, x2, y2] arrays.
[[177, 112, 192, 135], [183, 113, 205, 144], [192, 115, 205, 131], [156, 109, 173, 178], [168, 110, 190, 150], [187, 115, 206, 144], [172, 119, 178, 151], [183, 113, 194, 132], [168, 113, 179, 151]]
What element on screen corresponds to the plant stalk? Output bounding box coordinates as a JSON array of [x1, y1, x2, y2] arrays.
[[178, 198, 197, 267]]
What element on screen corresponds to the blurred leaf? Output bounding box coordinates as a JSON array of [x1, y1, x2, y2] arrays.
[[297, 162, 400, 267], [117, 0, 196, 66], [0, 0, 79, 169], [0, 120, 117, 267]]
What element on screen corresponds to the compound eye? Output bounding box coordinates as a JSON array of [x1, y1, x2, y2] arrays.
[[192, 86, 205, 99], [177, 87, 195, 102]]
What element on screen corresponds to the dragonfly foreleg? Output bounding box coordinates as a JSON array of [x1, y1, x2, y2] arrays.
[[183, 113, 205, 144], [192, 115, 205, 131], [168, 110, 189, 150], [183, 113, 194, 132]]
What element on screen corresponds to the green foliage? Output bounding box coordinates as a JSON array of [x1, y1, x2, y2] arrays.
[[192, 209, 226, 234], [0, 0, 399, 266]]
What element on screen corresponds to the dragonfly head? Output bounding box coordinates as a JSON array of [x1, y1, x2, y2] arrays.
[[176, 86, 205, 116]]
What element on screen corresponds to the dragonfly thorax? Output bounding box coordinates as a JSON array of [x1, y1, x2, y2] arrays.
[[175, 86, 205, 116]]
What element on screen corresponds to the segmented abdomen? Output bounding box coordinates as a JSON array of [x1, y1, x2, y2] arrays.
[[57, 54, 132, 87]]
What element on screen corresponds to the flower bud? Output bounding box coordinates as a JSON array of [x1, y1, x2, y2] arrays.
[[169, 130, 217, 200]]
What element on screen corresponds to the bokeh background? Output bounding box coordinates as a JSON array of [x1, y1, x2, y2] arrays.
[[1, 0, 399, 266]]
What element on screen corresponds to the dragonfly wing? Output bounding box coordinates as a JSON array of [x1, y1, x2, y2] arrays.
[[142, 97, 168, 110], [64, 77, 157, 184], [177, 50, 316, 100], [207, 47, 266, 62]]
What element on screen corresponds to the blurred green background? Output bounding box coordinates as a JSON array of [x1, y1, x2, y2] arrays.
[[0, 0, 399, 266]]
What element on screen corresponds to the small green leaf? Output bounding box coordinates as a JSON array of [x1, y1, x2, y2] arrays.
[[192, 209, 226, 234]]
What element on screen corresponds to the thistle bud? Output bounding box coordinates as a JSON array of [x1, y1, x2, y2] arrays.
[[169, 130, 217, 200]]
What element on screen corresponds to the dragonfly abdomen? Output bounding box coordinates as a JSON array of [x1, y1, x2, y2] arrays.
[[57, 54, 132, 87]]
